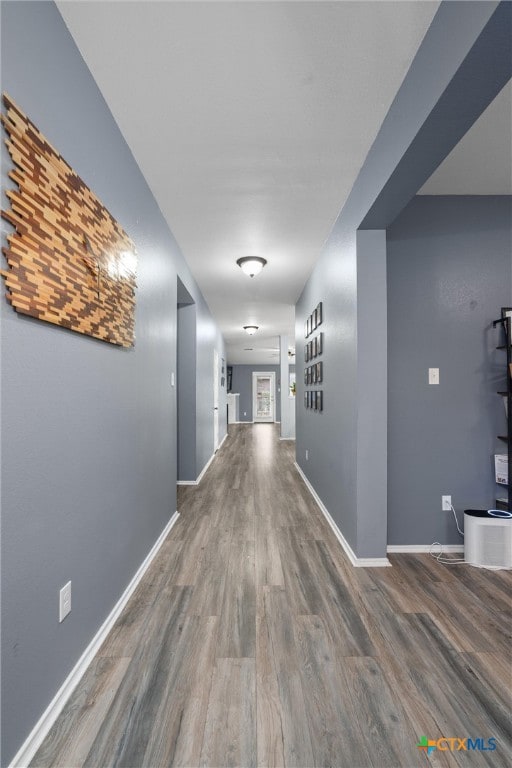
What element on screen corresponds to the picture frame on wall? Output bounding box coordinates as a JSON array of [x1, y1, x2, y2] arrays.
[[304, 369, 308, 385], [305, 320, 309, 339], [307, 391, 311, 409], [312, 309, 318, 330], [304, 392, 308, 408], [317, 332, 323, 355], [311, 391, 317, 410], [317, 391, 323, 411], [316, 302, 323, 326], [316, 361, 323, 383], [305, 344, 309, 362], [312, 336, 317, 358]]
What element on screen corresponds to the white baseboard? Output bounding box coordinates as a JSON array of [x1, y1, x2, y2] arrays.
[[177, 435, 227, 487], [293, 462, 390, 568], [279, 436, 296, 441], [387, 544, 464, 553], [9, 511, 180, 768]]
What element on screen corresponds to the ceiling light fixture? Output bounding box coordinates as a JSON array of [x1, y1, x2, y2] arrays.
[[243, 325, 259, 335], [236, 256, 267, 278]]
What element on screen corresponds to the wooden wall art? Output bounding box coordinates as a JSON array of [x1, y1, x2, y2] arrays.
[[1, 93, 137, 347]]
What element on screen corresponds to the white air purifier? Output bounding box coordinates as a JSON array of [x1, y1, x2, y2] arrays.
[[464, 512, 512, 569]]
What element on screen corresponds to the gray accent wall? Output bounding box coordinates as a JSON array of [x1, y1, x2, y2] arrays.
[[296, 1, 510, 559], [0, 2, 225, 763], [387, 195, 511, 545]]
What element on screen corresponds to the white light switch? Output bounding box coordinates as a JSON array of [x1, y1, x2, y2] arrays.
[[428, 368, 439, 385]]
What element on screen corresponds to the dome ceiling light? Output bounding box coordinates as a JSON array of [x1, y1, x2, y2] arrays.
[[236, 256, 267, 278], [243, 325, 259, 335]]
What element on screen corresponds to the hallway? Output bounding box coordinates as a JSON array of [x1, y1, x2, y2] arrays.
[[32, 425, 511, 768]]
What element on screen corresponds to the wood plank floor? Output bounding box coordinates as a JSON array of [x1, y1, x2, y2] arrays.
[[32, 424, 512, 768]]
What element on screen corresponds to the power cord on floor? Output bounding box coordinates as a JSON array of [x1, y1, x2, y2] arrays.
[[430, 503, 466, 565]]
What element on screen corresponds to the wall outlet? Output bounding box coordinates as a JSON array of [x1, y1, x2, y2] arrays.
[[305, 449, 309, 460], [429, 368, 440, 385], [442, 495, 452, 511], [59, 581, 71, 623]]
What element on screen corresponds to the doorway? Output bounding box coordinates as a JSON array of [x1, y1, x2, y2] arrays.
[[213, 349, 219, 450], [252, 372, 276, 422]]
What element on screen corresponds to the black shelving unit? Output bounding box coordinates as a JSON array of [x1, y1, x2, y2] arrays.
[[492, 308, 512, 512]]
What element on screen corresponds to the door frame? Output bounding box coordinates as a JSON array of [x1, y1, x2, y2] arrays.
[[252, 371, 276, 423]]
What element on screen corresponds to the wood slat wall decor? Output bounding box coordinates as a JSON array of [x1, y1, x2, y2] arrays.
[[1, 93, 137, 347]]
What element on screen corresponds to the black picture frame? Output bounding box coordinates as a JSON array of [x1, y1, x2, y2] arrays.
[[304, 392, 308, 408], [311, 391, 317, 410], [316, 302, 323, 326], [316, 362, 323, 383], [312, 337, 317, 358], [317, 332, 323, 356], [304, 344, 309, 363], [317, 391, 323, 411]]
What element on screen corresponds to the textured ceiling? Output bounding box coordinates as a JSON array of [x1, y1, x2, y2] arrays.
[[57, 0, 472, 363]]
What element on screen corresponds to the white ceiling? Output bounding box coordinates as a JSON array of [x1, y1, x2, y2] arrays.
[[56, 1, 508, 365]]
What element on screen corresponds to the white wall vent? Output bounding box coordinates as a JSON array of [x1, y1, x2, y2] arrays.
[[464, 512, 512, 570]]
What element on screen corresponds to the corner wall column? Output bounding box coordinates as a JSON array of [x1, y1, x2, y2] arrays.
[[356, 230, 388, 558]]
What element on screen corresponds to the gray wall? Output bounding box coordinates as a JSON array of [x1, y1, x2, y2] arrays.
[[0, 2, 225, 763], [177, 302, 197, 482], [296, 1, 510, 559], [387, 195, 511, 545], [230, 364, 297, 423]]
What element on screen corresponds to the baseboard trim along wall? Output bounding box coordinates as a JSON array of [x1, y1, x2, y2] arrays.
[[387, 544, 464, 553], [9, 511, 180, 768], [293, 462, 391, 568], [177, 433, 228, 486]]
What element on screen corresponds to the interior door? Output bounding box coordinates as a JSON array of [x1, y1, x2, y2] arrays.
[[252, 372, 275, 422]]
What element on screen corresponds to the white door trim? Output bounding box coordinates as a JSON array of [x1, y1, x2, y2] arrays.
[[252, 371, 276, 422]]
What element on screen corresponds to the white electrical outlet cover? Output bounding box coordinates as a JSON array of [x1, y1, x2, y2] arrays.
[[59, 581, 72, 623], [429, 368, 439, 385]]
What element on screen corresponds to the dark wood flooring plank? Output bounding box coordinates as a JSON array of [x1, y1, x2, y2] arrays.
[[255, 513, 285, 587], [141, 615, 219, 768], [200, 658, 256, 768], [295, 615, 373, 768], [261, 587, 315, 768], [256, 596, 285, 768], [216, 540, 256, 658], [82, 586, 193, 767], [340, 655, 424, 768], [30, 656, 131, 768]]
